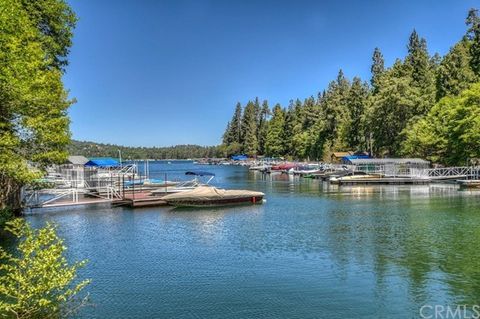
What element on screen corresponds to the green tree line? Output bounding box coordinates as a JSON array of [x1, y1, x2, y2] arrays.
[[69, 140, 223, 160], [221, 9, 480, 165]]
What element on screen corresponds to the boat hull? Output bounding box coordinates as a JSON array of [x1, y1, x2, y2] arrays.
[[166, 195, 265, 207]]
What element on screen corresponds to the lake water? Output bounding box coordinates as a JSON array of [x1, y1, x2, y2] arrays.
[[16, 162, 480, 318]]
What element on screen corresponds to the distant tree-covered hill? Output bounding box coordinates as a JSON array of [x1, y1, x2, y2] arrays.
[[68, 140, 222, 160]]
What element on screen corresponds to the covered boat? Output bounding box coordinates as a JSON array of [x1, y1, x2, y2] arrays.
[[162, 186, 265, 207], [151, 171, 215, 196]]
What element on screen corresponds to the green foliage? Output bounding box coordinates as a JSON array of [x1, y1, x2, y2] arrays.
[[402, 82, 480, 165], [220, 8, 479, 163], [343, 77, 370, 151], [466, 8, 480, 76], [226, 103, 243, 145], [0, 0, 76, 211], [241, 101, 258, 156], [437, 39, 477, 99], [0, 209, 14, 229], [0, 218, 90, 318], [371, 47, 385, 93], [265, 104, 285, 157], [20, 0, 77, 71], [257, 100, 270, 155]]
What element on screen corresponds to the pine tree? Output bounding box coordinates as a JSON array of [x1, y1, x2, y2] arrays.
[[405, 30, 436, 115], [222, 121, 232, 144], [344, 77, 369, 150], [241, 101, 258, 156], [282, 101, 298, 157], [229, 102, 243, 144], [436, 38, 477, 98], [265, 104, 285, 157], [466, 8, 480, 76], [371, 47, 385, 93], [322, 70, 351, 150], [369, 71, 417, 155], [257, 100, 270, 155]]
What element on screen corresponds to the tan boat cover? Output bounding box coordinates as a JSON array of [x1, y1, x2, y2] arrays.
[[162, 186, 264, 201]]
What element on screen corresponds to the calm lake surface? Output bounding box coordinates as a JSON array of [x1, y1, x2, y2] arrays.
[[19, 162, 480, 318]]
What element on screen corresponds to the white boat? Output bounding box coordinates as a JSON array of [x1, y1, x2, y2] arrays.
[[249, 164, 271, 171], [162, 186, 265, 207], [151, 171, 215, 196]]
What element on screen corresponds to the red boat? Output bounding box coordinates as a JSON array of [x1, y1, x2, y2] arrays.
[[271, 163, 297, 171]]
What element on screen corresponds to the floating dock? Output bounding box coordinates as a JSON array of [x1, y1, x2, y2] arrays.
[[121, 191, 168, 207], [329, 177, 431, 185], [458, 180, 480, 189]]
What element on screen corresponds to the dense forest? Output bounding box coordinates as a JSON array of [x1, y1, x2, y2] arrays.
[[221, 9, 480, 166], [69, 140, 222, 160]]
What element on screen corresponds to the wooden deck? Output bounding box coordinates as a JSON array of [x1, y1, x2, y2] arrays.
[[121, 191, 169, 207], [33, 198, 121, 209], [31, 189, 170, 209]]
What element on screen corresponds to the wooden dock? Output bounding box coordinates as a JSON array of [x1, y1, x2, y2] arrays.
[[33, 198, 123, 209], [29, 189, 170, 209], [458, 180, 480, 190], [121, 191, 168, 207]]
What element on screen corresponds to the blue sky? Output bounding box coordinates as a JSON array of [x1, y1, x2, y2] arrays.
[[65, 0, 477, 147]]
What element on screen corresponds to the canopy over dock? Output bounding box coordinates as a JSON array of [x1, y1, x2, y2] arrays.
[[344, 158, 430, 176], [85, 157, 120, 167], [344, 158, 429, 165]]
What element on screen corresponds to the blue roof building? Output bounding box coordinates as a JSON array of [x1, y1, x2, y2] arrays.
[[231, 155, 248, 161], [85, 157, 120, 167]]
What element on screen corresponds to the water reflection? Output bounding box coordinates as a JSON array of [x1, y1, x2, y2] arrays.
[[4, 164, 480, 318]]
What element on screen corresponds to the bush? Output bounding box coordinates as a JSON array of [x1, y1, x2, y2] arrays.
[[0, 209, 14, 229], [0, 219, 90, 318]]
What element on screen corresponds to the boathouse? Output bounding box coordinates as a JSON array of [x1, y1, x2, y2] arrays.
[[85, 157, 120, 167], [344, 158, 430, 176], [231, 154, 248, 161], [331, 151, 353, 163]]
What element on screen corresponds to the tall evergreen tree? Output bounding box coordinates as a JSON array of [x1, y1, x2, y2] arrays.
[[324, 70, 351, 150], [344, 77, 369, 150], [282, 101, 298, 157], [405, 30, 436, 115], [466, 8, 480, 76], [241, 101, 258, 156], [265, 104, 285, 157], [436, 38, 477, 98], [371, 47, 385, 93], [229, 102, 243, 144], [257, 100, 270, 155], [369, 69, 417, 155], [222, 122, 232, 145]]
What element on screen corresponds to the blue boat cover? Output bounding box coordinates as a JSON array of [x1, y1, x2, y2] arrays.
[[231, 154, 248, 161], [85, 157, 120, 167], [185, 171, 215, 176], [342, 155, 371, 164]]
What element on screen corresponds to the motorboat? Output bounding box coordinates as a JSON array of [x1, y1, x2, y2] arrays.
[[330, 172, 383, 184], [150, 171, 215, 196], [162, 186, 265, 207], [124, 178, 178, 188], [249, 164, 271, 171], [291, 164, 321, 175]]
